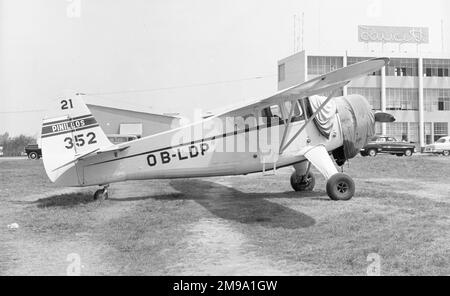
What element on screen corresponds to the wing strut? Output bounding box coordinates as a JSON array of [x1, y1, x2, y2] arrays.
[[278, 99, 297, 153]]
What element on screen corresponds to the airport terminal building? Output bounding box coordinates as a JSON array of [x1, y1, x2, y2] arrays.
[[277, 28, 450, 150]]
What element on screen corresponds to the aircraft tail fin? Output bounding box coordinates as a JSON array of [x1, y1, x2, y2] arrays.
[[41, 93, 112, 184]]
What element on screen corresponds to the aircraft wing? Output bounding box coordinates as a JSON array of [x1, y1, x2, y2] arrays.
[[264, 57, 389, 105], [216, 57, 389, 116]]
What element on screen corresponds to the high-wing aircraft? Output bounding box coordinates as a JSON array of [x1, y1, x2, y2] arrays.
[[41, 58, 394, 201]]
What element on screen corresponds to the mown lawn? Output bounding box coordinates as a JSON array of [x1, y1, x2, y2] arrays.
[[0, 155, 449, 275]]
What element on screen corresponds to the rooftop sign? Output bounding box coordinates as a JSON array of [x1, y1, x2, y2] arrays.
[[358, 25, 429, 44]]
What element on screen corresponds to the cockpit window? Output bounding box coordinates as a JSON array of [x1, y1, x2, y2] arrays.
[[261, 105, 284, 126], [283, 101, 305, 123], [270, 105, 282, 118], [436, 138, 447, 143]]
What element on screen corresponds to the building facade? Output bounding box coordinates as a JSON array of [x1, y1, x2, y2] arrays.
[[278, 50, 450, 149]]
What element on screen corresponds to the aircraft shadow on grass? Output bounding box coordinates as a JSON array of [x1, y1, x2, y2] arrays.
[[112, 179, 318, 229], [33, 180, 319, 229], [167, 179, 318, 229], [33, 192, 96, 208]]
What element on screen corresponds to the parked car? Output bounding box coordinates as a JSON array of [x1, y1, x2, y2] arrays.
[[423, 136, 450, 156], [25, 144, 42, 160], [360, 136, 416, 157]]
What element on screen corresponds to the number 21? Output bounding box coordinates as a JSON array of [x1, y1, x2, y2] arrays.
[[61, 99, 74, 110]]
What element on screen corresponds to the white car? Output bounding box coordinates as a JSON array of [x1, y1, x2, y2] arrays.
[[424, 136, 450, 156]]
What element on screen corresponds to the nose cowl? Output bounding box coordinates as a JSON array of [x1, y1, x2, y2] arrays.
[[335, 94, 375, 160]]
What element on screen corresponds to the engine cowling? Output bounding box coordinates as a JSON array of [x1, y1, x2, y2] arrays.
[[334, 94, 376, 161]]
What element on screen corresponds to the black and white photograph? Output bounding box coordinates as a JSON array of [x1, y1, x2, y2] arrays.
[[0, 0, 449, 280]]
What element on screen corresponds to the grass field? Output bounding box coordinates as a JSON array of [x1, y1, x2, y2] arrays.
[[0, 155, 449, 275]]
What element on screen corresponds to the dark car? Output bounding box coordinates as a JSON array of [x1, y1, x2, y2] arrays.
[[360, 136, 416, 157], [25, 144, 42, 160]]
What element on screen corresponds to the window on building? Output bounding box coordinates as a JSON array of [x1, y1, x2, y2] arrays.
[[386, 88, 419, 111], [307, 56, 343, 75], [347, 57, 381, 75], [438, 97, 450, 111], [437, 68, 447, 77], [386, 122, 408, 141], [424, 89, 450, 111], [375, 122, 382, 135], [423, 59, 450, 77], [320, 88, 344, 98], [424, 122, 433, 144], [347, 87, 382, 110], [386, 58, 418, 76], [278, 63, 285, 82], [434, 122, 448, 141], [409, 123, 419, 144], [394, 67, 408, 77]]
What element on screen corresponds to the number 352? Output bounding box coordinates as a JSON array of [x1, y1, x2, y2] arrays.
[[64, 132, 97, 149]]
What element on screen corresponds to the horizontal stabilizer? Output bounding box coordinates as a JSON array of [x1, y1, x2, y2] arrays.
[[98, 145, 130, 154]]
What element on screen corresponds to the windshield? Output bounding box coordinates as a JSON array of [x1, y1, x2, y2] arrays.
[[436, 138, 447, 143]]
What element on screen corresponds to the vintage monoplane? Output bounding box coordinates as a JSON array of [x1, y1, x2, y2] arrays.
[[41, 58, 394, 201]]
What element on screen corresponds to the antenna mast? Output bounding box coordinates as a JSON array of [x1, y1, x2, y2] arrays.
[[301, 12, 304, 51], [293, 15, 297, 53], [442, 19, 445, 52], [293, 13, 304, 53]]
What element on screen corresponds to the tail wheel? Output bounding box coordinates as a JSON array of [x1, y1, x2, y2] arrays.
[[94, 188, 109, 200], [404, 149, 413, 157], [326, 173, 355, 201], [290, 171, 316, 192], [443, 150, 450, 157], [368, 149, 377, 157]]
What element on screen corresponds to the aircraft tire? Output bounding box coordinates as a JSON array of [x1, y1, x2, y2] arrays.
[[290, 171, 315, 192], [443, 150, 450, 157], [94, 189, 109, 201], [326, 173, 355, 201]]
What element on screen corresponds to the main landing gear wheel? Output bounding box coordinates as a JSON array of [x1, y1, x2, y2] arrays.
[[29, 152, 38, 160], [94, 185, 109, 201], [443, 150, 450, 157], [290, 171, 316, 192], [326, 173, 355, 201]]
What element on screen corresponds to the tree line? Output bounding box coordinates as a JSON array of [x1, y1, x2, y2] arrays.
[[0, 133, 37, 156]]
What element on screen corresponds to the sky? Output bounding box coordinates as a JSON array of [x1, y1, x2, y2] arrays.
[[1, 0, 449, 136]]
